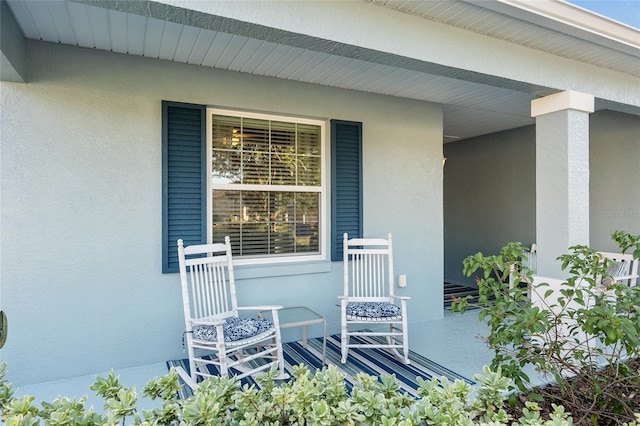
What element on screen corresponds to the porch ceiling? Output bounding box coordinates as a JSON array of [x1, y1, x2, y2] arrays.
[[4, 0, 639, 142]]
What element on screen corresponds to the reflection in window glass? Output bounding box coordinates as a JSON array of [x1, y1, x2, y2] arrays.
[[210, 113, 322, 258]]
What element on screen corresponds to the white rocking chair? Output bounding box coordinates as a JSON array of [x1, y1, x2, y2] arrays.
[[598, 251, 639, 288], [509, 243, 537, 291], [175, 237, 288, 389], [339, 233, 410, 364]]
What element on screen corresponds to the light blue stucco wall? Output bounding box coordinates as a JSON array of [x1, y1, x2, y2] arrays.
[[443, 110, 640, 285], [589, 110, 640, 250], [0, 40, 444, 386], [443, 126, 536, 286]]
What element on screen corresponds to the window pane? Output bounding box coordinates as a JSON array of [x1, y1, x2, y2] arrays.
[[297, 124, 321, 156], [270, 121, 297, 185], [212, 115, 241, 150], [271, 121, 296, 153], [242, 118, 270, 184], [297, 155, 320, 186], [293, 192, 319, 252], [297, 123, 321, 186], [270, 153, 296, 185], [210, 112, 322, 259], [242, 151, 270, 184], [212, 115, 242, 184], [212, 189, 319, 256], [242, 118, 270, 153]]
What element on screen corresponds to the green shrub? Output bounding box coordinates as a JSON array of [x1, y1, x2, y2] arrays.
[[0, 361, 592, 425], [452, 231, 640, 424]]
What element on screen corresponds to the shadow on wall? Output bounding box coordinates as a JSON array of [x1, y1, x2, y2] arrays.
[[443, 126, 536, 287]]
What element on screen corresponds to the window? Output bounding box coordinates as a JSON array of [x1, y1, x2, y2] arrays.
[[208, 110, 324, 259], [162, 101, 362, 273]]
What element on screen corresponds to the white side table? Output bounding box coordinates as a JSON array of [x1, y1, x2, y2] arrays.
[[260, 306, 327, 365]]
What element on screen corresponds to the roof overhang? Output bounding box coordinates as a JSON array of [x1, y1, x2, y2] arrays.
[[2, 0, 639, 142]]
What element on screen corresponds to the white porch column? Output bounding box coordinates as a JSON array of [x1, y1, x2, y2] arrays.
[[531, 91, 594, 278]]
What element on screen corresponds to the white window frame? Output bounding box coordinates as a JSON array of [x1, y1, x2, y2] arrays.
[[206, 108, 328, 265]]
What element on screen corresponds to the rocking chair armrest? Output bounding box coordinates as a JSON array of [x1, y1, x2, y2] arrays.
[[612, 274, 639, 281], [237, 305, 284, 311], [391, 295, 411, 301], [191, 319, 226, 326]]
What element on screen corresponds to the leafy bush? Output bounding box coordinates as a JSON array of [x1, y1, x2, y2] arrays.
[[0, 361, 602, 426], [452, 231, 640, 425]]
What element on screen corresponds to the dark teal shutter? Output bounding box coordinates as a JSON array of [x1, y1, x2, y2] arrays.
[[162, 101, 207, 273], [331, 120, 363, 261]]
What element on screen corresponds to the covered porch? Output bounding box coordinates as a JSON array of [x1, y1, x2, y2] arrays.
[[1, 0, 638, 391], [14, 311, 517, 411]]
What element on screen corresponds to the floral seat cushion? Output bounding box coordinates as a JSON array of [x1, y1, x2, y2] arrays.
[[193, 317, 273, 342], [346, 302, 402, 319]]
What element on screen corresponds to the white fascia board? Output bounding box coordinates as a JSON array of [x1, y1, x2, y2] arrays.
[[159, 0, 639, 55], [491, 0, 640, 55]]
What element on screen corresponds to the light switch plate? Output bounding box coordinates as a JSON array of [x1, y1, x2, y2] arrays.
[[398, 274, 407, 287]]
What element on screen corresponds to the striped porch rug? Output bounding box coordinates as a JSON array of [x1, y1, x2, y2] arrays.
[[444, 282, 483, 310], [167, 334, 474, 399]]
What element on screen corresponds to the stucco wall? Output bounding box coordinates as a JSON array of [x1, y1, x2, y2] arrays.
[[443, 110, 640, 286], [0, 40, 444, 386], [443, 126, 537, 286], [589, 110, 640, 250]]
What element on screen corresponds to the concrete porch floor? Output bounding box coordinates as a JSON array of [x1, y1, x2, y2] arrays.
[[12, 311, 543, 413]]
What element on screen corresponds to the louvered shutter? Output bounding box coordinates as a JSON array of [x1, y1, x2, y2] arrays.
[[331, 120, 363, 261], [162, 101, 206, 273]]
